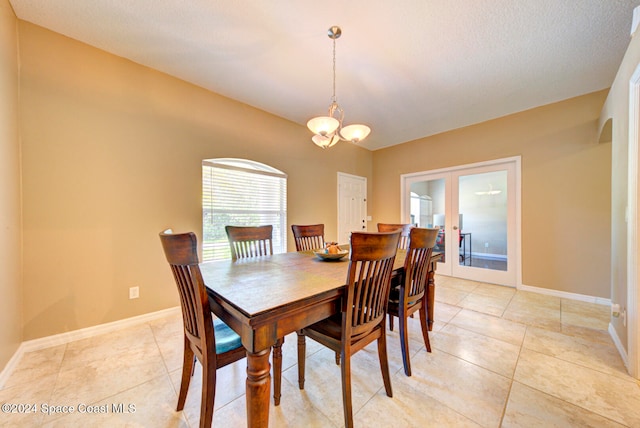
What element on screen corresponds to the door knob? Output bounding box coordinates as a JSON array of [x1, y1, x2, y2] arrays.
[[453, 226, 458, 230]]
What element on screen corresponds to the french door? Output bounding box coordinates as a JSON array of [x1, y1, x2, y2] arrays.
[[401, 158, 520, 286]]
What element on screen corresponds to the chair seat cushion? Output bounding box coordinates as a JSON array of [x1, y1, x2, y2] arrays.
[[213, 319, 242, 354]]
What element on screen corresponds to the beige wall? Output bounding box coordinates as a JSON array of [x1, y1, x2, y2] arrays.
[[3, 14, 620, 354], [599, 31, 640, 350], [0, 0, 22, 369], [18, 22, 372, 340], [372, 91, 611, 298]]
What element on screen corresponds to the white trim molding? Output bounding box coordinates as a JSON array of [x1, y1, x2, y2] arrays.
[[0, 307, 180, 389], [627, 64, 640, 379], [518, 283, 611, 306], [610, 322, 630, 372]]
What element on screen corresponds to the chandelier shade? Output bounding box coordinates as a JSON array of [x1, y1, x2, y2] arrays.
[[307, 116, 339, 136], [340, 124, 371, 143], [312, 133, 340, 149], [308, 26, 370, 149]]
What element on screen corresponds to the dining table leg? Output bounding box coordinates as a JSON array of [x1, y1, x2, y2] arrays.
[[246, 348, 271, 428], [427, 267, 436, 331]]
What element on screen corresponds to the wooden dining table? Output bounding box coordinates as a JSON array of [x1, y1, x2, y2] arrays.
[[201, 248, 441, 428]]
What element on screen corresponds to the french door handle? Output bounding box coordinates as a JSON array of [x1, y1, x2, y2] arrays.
[[452, 226, 458, 230]]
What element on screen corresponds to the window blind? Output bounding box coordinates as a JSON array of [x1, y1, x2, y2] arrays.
[[202, 159, 287, 261]]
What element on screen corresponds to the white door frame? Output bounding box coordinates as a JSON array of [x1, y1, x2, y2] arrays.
[[401, 156, 522, 287], [626, 65, 640, 379]]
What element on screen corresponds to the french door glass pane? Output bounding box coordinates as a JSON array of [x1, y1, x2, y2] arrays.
[[458, 170, 508, 271], [410, 178, 446, 260]]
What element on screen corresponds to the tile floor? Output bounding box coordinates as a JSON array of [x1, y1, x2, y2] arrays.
[[2, 276, 639, 427]]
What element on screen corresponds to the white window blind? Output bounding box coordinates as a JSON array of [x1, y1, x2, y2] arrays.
[[202, 158, 287, 261]]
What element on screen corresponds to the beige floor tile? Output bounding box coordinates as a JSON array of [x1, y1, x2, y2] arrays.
[[386, 320, 428, 352], [503, 309, 561, 331], [405, 348, 512, 427], [436, 286, 470, 306], [514, 348, 640, 427], [3, 286, 638, 428], [357, 373, 483, 427], [561, 324, 614, 345], [209, 376, 338, 428], [523, 326, 629, 381], [2, 344, 66, 389], [472, 282, 517, 299], [561, 298, 610, 331], [503, 295, 562, 331], [41, 375, 188, 428], [431, 324, 521, 377], [436, 276, 481, 292], [51, 345, 167, 407], [168, 357, 246, 420], [0, 376, 57, 427], [457, 291, 512, 317], [281, 344, 399, 427], [59, 324, 159, 373], [503, 381, 627, 427], [511, 290, 561, 308], [149, 311, 184, 373], [432, 301, 462, 331], [449, 308, 526, 346]]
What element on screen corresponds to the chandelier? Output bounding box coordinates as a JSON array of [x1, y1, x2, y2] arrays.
[[307, 26, 371, 149]]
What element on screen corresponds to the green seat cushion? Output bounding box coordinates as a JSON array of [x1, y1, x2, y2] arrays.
[[213, 319, 242, 354]]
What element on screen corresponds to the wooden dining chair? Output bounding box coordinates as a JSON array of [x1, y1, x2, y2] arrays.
[[296, 230, 401, 428], [377, 223, 414, 249], [387, 227, 439, 376], [291, 224, 325, 251], [225, 225, 273, 260], [159, 230, 246, 428], [224, 224, 284, 405]]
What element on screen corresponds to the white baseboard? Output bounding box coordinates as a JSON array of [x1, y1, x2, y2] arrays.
[[469, 252, 507, 261], [0, 306, 180, 389], [518, 283, 611, 306], [0, 343, 25, 391], [609, 322, 630, 371]]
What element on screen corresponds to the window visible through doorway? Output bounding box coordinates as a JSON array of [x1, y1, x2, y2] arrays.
[[202, 158, 287, 261]]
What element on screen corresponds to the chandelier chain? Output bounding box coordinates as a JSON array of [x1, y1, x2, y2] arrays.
[[332, 37, 337, 103]]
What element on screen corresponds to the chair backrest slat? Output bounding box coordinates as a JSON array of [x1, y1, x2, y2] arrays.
[[225, 225, 274, 260], [345, 231, 400, 339], [403, 228, 439, 304], [159, 231, 214, 355], [291, 224, 325, 251], [377, 223, 414, 249]]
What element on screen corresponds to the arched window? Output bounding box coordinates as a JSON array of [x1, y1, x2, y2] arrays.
[[202, 158, 287, 261]]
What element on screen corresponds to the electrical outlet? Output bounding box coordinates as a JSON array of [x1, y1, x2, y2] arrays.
[[129, 286, 139, 299]]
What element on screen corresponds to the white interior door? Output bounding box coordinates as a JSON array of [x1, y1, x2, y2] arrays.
[[338, 172, 367, 244], [401, 158, 520, 287]]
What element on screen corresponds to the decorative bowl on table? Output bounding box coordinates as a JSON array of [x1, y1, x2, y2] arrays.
[[313, 248, 349, 261]]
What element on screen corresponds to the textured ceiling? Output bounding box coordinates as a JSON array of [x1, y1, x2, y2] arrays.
[[8, 0, 640, 150]]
